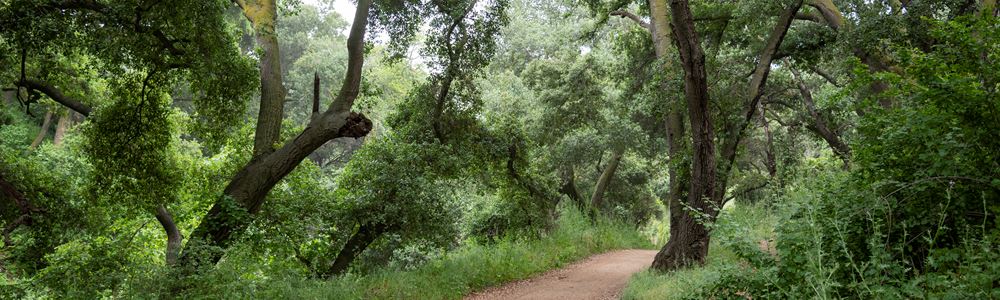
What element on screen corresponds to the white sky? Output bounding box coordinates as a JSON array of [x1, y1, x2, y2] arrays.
[[328, 0, 356, 24], [302, 0, 428, 68]]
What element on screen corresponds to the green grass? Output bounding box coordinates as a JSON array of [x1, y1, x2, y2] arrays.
[[183, 207, 653, 299], [622, 202, 776, 300]]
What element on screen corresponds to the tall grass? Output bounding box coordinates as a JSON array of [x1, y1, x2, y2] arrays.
[[158, 206, 651, 299]]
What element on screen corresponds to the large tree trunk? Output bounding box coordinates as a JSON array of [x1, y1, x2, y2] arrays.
[[29, 110, 53, 150], [154, 205, 182, 266], [322, 222, 392, 278], [590, 147, 624, 215], [647, 0, 693, 238], [652, 0, 718, 272], [179, 0, 374, 269], [653, 0, 801, 271]]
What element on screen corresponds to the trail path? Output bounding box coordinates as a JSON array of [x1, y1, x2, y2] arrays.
[[464, 249, 658, 300]]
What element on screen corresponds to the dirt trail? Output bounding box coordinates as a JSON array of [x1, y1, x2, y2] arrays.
[[464, 249, 658, 300]]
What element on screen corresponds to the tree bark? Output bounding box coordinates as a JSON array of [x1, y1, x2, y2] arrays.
[[791, 68, 851, 167], [312, 72, 320, 120], [590, 147, 624, 215], [759, 103, 777, 178], [242, 0, 288, 158], [154, 205, 182, 266], [323, 222, 391, 278], [652, 0, 718, 272], [53, 110, 74, 146], [807, 0, 844, 30], [29, 110, 53, 150], [179, 0, 374, 268]]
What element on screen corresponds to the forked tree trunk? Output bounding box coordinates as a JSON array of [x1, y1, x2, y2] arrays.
[[649, 0, 692, 220], [179, 0, 374, 269], [613, 3, 701, 262], [653, 0, 801, 271]]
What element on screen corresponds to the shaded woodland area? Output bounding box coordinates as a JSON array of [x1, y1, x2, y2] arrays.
[[1, 0, 998, 298]]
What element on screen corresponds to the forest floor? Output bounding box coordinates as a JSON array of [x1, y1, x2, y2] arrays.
[[464, 249, 658, 300]]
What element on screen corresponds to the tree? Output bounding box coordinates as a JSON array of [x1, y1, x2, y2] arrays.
[[648, 0, 802, 270], [179, 0, 374, 269]]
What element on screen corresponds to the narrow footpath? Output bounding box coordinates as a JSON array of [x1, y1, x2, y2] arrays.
[[465, 249, 658, 300]]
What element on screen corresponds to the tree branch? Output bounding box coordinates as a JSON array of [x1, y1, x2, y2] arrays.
[[611, 10, 651, 30], [328, 0, 372, 113], [794, 11, 824, 23], [312, 72, 320, 120], [791, 68, 851, 166], [48, 0, 187, 56], [0, 173, 44, 248], [808, 65, 841, 87], [720, 0, 802, 176], [724, 180, 770, 203], [16, 79, 92, 116]]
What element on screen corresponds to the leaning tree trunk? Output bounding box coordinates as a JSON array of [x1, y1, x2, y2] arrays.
[[29, 110, 53, 150], [589, 147, 624, 216], [791, 68, 851, 168], [322, 222, 392, 278], [53, 110, 74, 146], [154, 205, 182, 266]]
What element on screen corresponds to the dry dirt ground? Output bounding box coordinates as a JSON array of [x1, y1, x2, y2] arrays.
[[464, 249, 658, 300]]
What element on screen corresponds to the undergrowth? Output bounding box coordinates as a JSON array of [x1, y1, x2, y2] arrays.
[[123, 206, 652, 299]]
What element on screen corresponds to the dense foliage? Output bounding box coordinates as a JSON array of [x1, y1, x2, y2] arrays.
[[1, 0, 996, 298]]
